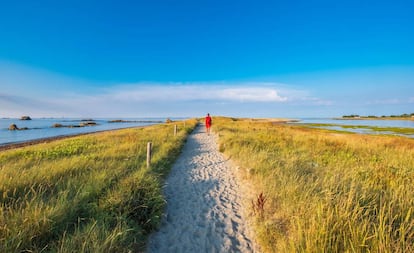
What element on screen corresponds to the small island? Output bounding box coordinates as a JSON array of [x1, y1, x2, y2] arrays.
[[52, 121, 98, 128], [20, 116, 32, 120]]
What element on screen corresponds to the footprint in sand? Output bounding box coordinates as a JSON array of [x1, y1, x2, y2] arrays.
[[147, 124, 256, 253]]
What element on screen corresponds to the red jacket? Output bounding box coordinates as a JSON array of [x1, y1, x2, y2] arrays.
[[205, 116, 212, 127]]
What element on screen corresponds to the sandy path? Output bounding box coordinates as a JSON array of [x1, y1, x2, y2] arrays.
[[147, 124, 255, 253]]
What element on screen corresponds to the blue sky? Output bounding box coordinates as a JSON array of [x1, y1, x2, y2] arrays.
[[1, 0, 413, 118]]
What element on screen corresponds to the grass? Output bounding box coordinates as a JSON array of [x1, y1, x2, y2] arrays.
[[0, 119, 197, 252], [213, 117, 414, 252]]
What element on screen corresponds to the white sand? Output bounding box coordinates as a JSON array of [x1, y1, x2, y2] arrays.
[[147, 124, 256, 253]]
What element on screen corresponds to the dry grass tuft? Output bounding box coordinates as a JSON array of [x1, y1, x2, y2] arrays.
[[252, 192, 267, 218]]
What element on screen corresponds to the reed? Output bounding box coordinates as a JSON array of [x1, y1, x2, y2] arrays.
[[214, 117, 414, 252], [0, 119, 197, 252]]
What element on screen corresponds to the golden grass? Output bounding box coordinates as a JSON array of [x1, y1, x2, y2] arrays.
[[214, 117, 414, 252], [0, 120, 197, 252]]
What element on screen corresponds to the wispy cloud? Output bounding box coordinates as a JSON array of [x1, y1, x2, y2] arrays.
[[106, 83, 289, 103], [1, 81, 309, 117], [219, 87, 287, 102], [0, 62, 334, 117]]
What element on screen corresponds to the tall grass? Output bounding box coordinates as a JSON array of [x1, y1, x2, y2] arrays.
[[214, 117, 414, 252], [0, 120, 197, 252]]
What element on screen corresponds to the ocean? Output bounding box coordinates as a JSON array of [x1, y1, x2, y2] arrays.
[[291, 118, 414, 138], [0, 118, 171, 145]]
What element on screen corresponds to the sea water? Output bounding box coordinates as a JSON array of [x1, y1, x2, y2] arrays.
[[0, 118, 170, 145], [292, 118, 414, 138]]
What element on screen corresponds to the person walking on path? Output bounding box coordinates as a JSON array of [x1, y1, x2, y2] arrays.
[[205, 113, 212, 135]]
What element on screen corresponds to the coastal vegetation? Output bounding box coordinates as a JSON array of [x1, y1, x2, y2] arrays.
[[342, 113, 414, 119], [0, 119, 197, 252], [214, 117, 414, 252]]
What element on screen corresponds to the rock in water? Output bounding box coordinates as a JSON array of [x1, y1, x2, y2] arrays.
[[20, 116, 32, 120], [79, 121, 97, 127], [9, 124, 19, 130]]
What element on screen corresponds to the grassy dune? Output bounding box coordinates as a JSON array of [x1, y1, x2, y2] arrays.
[[0, 120, 197, 252], [214, 117, 414, 252]]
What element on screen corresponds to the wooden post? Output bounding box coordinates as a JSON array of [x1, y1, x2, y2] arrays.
[[146, 142, 152, 168], [174, 124, 178, 136]]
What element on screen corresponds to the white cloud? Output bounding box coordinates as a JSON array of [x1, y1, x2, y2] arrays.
[[1, 62, 332, 117], [218, 87, 287, 102], [105, 83, 289, 103], [103, 83, 288, 102], [0, 81, 301, 117]]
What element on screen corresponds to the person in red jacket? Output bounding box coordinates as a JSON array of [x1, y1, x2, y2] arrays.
[[205, 113, 212, 135]]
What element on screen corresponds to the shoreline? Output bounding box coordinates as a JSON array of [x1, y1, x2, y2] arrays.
[[0, 125, 147, 152]]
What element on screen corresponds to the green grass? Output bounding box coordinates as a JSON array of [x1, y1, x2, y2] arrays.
[[214, 117, 414, 252], [0, 120, 197, 252]]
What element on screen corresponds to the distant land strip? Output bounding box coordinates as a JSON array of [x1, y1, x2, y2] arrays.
[[340, 113, 414, 120]]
